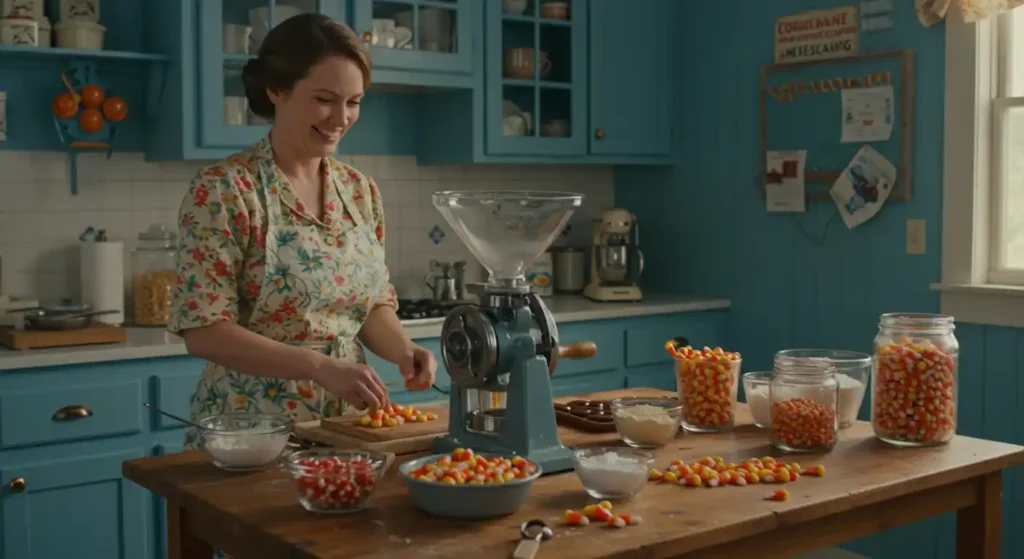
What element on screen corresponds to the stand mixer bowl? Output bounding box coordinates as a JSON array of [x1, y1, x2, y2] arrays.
[[596, 245, 631, 284]]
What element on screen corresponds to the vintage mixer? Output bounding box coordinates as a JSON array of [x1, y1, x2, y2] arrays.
[[431, 191, 596, 474]]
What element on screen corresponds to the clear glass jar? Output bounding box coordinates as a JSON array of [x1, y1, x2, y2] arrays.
[[769, 354, 839, 452], [872, 313, 958, 447], [132, 224, 178, 326], [775, 349, 871, 429], [673, 348, 741, 433]]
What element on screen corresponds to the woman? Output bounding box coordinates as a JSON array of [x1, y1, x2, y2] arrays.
[[169, 13, 437, 451]]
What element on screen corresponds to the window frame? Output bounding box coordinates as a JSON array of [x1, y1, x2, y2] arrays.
[[935, 11, 1024, 327]]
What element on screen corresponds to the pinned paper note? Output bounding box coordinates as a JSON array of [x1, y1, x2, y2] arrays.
[[841, 85, 893, 143], [829, 146, 896, 229], [765, 150, 807, 213]]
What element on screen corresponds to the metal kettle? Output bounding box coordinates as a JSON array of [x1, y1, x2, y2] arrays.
[[424, 260, 465, 301]]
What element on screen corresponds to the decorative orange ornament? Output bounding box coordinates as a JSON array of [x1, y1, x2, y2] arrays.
[[78, 108, 104, 134], [79, 84, 105, 110], [52, 92, 78, 119], [101, 96, 128, 122]]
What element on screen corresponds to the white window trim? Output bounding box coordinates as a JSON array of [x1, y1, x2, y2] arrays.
[[933, 12, 1024, 327]]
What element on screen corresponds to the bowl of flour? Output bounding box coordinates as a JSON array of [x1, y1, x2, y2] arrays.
[[610, 397, 683, 448], [198, 412, 293, 471]]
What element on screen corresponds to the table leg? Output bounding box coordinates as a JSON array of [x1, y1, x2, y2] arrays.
[[167, 500, 214, 559], [956, 471, 1002, 559]]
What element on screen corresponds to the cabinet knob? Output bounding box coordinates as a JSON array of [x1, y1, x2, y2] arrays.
[[8, 478, 26, 493], [361, 31, 372, 43], [52, 404, 93, 421], [594, 129, 606, 140]]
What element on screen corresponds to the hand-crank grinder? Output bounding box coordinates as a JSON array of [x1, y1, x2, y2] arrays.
[[431, 191, 596, 474]]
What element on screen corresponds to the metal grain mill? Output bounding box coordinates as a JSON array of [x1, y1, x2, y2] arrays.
[[431, 191, 596, 474]]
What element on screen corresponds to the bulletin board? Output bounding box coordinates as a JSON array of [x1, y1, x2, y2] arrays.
[[759, 49, 915, 201]]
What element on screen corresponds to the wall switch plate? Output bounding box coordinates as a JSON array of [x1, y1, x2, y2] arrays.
[[906, 219, 926, 255]]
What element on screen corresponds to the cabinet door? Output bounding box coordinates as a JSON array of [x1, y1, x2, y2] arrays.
[[197, 0, 332, 148], [351, 0, 473, 75], [1, 449, 149, 559], [588, 0, 671, 156], [485, 0, 587, 156]]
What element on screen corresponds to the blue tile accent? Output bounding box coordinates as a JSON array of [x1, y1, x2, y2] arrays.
[[428, 225, 446, 245]]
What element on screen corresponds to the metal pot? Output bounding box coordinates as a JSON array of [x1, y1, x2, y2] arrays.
[[6, 299, 119, 330]]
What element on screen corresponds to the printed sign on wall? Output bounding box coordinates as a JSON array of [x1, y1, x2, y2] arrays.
[[775, 5, 859, 64]]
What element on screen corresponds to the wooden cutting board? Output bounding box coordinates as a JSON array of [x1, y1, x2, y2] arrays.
[[0, 324, 127, 350], [319, 404, 449, 442], [294, 421, 441, 455]]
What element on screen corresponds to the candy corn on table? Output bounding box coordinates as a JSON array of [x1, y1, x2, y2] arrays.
[[123, 388, 1024, 559]]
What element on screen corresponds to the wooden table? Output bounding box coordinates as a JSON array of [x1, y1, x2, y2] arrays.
[[123, 388, 1024, 559]]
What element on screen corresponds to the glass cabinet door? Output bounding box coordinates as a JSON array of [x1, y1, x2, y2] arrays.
[[198, 0, 324, 148], [351, 0, 473, 75], [485, 0, 586, 156]]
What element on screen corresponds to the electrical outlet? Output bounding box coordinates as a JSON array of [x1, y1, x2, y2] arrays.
[[906, 219, 926, 255]]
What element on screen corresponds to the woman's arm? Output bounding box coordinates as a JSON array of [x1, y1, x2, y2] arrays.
[[358, 306, 414, 364], [183, 322, 329, 381]]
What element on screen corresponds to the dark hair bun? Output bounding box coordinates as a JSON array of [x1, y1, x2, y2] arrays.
[[237, 14, 371, 123], [241, 58, 276, 119]]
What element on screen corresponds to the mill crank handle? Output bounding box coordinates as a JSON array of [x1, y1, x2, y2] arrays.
[[558, 341, 597, 359]]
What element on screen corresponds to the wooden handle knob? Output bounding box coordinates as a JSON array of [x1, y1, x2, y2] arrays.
[[594, 129, 606, 140], [8, 477, 25, 493], [558, 341, 597, 359]]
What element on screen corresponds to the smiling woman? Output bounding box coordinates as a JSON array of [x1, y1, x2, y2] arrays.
[[167, 13, 438, 525]]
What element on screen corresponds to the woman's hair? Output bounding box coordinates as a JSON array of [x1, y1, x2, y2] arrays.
[[241, 13, 371, 119]]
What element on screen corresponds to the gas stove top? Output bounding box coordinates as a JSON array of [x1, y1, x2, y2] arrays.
[[396, 299, 464, 320]]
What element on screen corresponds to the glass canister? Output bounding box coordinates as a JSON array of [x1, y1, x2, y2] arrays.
[[132, 224, 178, 326], [774, 349, 872, 429], [770, 354, 839, 452], [872, 313, 958, 447], [671, 345, 742, 433]]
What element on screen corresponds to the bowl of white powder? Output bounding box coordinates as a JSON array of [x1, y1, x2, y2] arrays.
[[742, 371, 772, 428], [197, 412, 293, 471], [773, 349, 871, 428], [573, 447, 655, 500], [609, 397, 683, 448]]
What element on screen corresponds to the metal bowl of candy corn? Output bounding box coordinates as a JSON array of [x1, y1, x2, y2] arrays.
[[284, 449, 395, 514], [398, 449, 542, 519]]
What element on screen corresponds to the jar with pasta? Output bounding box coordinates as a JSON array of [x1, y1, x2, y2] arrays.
[[873, 313, 958, 447], [132, 224, 178, 326], [770, 354, 839, 453]]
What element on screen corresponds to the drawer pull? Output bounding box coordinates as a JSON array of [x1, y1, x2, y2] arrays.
[[8, 477, 26, 493], [52, 405, 93, 421]]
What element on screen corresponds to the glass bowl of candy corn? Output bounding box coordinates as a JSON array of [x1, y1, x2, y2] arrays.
[[284, 449, 394, 514], [666, 342, 742, 433], [399, 449, 542, 519]]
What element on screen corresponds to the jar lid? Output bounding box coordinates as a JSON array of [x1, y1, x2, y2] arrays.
[[138, 223, 177, 242]]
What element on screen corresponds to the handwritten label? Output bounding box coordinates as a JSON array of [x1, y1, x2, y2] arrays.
[[775, 5, 860, 64]]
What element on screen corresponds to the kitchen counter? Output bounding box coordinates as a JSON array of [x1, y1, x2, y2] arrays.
[[0, 294, 730, 370], [123, 387, 1023, 559]]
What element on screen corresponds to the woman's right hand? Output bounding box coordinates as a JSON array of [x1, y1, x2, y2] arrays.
[[312, 358, 389, 411]]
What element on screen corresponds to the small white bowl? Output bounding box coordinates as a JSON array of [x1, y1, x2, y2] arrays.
[[198, 412, 293, 472], [572, 447, 654, 500], [54, 20, 104, 50]]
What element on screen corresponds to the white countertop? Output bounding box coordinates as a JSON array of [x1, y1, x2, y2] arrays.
[[0, 295, 730, 371]]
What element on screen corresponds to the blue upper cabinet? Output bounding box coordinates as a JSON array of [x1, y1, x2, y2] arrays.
[[196, 0, 342, 149], [484, 0, 588, 156], [351, 0, 475, 83], [587, 0, 671, 157]]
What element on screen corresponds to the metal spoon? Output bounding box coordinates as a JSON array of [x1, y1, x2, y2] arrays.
[[143, 402, 203, 430], [512, 519, 553, 559]]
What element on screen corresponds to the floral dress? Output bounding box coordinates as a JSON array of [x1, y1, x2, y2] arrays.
[[168, 136, 398, 451]]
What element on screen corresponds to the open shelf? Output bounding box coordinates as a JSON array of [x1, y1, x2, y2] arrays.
[[502, 14, 571, 26], [502, 78, 571, 90], [0, 45, 169, 63]]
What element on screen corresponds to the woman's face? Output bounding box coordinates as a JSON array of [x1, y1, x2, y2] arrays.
[[268, 55, 365, 158]]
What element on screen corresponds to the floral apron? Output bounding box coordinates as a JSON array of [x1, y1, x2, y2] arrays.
[[183, 154, 390, 451]]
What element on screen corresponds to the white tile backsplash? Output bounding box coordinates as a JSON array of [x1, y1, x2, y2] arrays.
[[0, 151, 614, 303]]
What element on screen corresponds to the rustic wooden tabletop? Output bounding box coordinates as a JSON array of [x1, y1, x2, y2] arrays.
[[123, 388, 1024, 559]]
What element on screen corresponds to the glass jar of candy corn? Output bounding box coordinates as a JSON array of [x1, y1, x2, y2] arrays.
[[666, 342, 742, 433], [769, 354, 839, 453], [872, 313, 959, 447]]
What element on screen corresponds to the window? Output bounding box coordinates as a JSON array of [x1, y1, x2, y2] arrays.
[[936, 10, 1024, 327]]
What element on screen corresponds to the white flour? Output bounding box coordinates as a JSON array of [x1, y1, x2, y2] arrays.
[[574, 450, 649, 496], [613, 404, 679, 446], [203, 430, 290, 468], [747, 373, 866, 428]]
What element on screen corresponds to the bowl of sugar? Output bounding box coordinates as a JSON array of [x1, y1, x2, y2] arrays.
[[610, 397, 683, 448], [572, 447, 654, 500], [197, 412, 293, 472]]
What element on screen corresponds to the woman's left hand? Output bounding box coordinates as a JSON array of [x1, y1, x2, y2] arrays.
[[399, 344, 437, 391]]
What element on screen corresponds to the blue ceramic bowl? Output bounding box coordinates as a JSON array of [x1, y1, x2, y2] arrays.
[[398, 453, 543, 519]]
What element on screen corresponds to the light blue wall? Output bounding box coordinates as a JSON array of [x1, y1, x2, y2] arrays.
[[616, 1, 1024, 558]]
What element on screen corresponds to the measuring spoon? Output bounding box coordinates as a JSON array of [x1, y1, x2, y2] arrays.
[[512, 519, 553, 559]]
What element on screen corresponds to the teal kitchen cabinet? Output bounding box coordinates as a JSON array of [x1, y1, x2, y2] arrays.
[[588, 0, 672, 157], [351, 0, 476, 82]]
